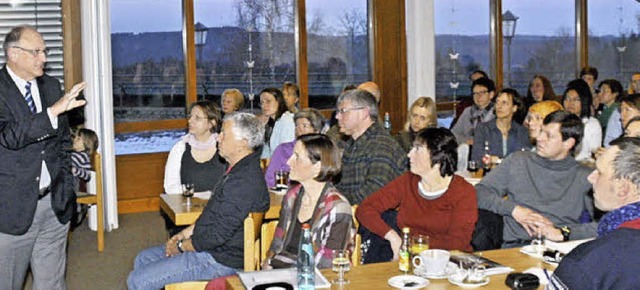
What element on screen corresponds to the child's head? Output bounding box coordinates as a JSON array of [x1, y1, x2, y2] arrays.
[[73, 128, 99, 155]]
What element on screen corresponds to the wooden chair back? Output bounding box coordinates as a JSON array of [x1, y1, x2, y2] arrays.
[[260, 220, 278, 263], [351, 205, 361, 267], [76, 152, 104, 252], [244, 212, 265, 271]]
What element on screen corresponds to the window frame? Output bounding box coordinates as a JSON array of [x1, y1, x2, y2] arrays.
[[113, 0, 375, 134]]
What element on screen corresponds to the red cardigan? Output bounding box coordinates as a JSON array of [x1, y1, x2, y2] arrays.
[[356, 173, 478, 252]]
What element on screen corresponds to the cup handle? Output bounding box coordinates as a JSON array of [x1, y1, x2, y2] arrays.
[[412, 255, 422, 269]]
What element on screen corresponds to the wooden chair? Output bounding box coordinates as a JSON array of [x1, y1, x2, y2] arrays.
[[260, 220, 278, 263], [244, 212, 265, 271], [76, 152, 104, 252], [351, 205, 361, 267], [165, 212, 266, 289]]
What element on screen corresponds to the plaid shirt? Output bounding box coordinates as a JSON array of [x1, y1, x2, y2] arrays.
[[337, 122, 408, 204], [267, 183, 355, 269]]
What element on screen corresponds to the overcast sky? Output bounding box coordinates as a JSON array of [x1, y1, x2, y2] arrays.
[[110, 0, 640, 37]]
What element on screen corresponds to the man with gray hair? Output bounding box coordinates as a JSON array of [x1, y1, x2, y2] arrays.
[[0, 25, 86, 289], [128, 112, 269, 289], [548, 137, 640, 289], [335, 89, 406, 204]]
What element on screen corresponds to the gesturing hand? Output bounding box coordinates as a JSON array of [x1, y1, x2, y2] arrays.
[[50, 82, 87, 117]]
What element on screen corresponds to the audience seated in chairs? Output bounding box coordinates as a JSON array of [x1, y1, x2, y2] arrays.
[[259, 87, 295, 159], [261, 134, 355, 270], [162, 100, 226, 235], [334, 89, 407, 205], [563, 79, 602, 162], [451, 77, 497, 147], [476, 111, 597, 249], [264, 108, 325, 188], [524, 100, 563, 147], [395, 97, 437, 153], [470, 88, 530, 165], [127, 112, 270, 290], [549, 137, 640, 289], [604, 93, 640, 146], [356, 128, 478, 263]]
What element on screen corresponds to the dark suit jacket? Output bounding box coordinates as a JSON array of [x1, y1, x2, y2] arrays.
[[0, 66, 74, 235]]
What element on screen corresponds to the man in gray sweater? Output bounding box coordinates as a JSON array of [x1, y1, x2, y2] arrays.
[[477, 111, 597, 248]]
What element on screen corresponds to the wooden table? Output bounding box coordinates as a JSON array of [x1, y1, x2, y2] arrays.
[[159, 191, 284, 226], [225, 247, 556, 289]]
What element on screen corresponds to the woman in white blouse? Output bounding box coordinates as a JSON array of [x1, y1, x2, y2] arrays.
[[259, 88, 295, 159], [562, 79, 602, 162], [163, 100, 225, 195]]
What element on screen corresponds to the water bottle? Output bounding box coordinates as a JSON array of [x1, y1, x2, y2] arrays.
[[298, 223, 315, 290], [482, 141, 492, 176], [384, 112, 392, 133]]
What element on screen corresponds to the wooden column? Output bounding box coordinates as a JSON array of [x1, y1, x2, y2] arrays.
[[371, 0, 408, 133]]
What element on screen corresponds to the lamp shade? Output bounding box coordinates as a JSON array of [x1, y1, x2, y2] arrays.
[[502, 10, 518, 39], [195, 22, 208, 46]]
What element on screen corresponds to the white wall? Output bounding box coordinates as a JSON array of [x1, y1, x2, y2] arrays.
[[405, 0, 436, 109]]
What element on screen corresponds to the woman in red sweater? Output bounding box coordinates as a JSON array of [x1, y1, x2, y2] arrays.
[[356, 128, 478, 259]]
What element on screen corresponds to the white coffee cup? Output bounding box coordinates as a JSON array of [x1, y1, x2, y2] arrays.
[[411, 249, 450, 276]]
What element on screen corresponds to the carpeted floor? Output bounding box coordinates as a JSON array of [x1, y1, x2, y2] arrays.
[[65, 211, 167, 290]]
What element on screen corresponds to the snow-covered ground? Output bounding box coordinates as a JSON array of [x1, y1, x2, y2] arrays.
[[114, 116, 456, 155]]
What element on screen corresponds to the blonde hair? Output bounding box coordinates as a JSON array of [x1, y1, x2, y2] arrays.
[[222, 88, 245, 111], [404, 97, 437, 131], [528, 100, 563, 120]]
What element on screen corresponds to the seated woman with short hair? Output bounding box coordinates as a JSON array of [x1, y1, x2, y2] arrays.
[[356, 128, 478, 259], [262, 134, 355, 269], [264, 108, 326, 188], [471, 88, 530, 165]]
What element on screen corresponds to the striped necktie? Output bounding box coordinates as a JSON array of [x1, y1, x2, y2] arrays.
[[24, 81, 37, 113]]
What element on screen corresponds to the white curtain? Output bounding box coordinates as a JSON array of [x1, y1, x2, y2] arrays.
[[81, 0, 119, 231], [405, 0, 436, 107]]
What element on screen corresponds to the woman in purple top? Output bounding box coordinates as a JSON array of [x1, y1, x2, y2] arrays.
[[265, 108, 326, 188]]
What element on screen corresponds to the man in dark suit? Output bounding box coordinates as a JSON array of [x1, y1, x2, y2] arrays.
[[0, 25, 86, 290]]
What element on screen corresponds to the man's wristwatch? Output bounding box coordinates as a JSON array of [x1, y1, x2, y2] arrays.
[[177, 239, 185, 253], [559, 226, 571, 241]]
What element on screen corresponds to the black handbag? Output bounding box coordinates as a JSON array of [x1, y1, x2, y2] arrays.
[[505, 273, 540, 290]]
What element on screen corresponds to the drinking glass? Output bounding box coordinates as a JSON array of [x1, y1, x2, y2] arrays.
[[467, 160, 479, 172], [182, 183, 195, 206], [275, 170, 289, 190], [410, 234, 429, 258], [531, 232, 546, 256], [331, 249, 351, 285]]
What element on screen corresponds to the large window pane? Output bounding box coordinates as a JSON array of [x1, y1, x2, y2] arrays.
[[588, 0, 640, 86], [195, 0, 296, 111], [306, 0, 370, 109], [435, 0, 490, 103], [111, 0, 185, 123], [502, 0, 575, 96]]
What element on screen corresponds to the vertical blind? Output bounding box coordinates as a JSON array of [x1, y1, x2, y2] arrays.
[[0, 0, 64, 87]]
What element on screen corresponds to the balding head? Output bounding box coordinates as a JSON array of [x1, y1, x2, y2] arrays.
[[357, 82, 381, 104]]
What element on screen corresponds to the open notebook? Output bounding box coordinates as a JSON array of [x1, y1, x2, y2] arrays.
[[238, 267, 330, 289]]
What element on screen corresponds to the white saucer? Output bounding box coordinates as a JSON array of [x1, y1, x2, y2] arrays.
[[388, 275, 429, 289], [520, 245, 545, 258], [413, 262, 458, 279], [447, 274, 490, 288]]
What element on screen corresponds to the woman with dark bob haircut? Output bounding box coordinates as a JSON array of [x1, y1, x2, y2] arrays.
[[262, 134, 355, 269], [356, 128, 478, 259]]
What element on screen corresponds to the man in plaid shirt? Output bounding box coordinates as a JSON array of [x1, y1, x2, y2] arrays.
[[335, 89, 407, 205]]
